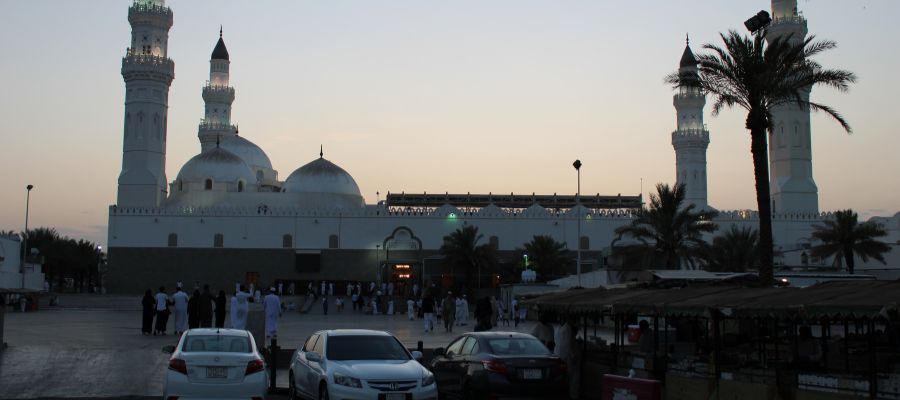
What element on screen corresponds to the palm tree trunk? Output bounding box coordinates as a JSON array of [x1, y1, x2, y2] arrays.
[[748, 112, 775, 285], [844, 247, 855, 275]]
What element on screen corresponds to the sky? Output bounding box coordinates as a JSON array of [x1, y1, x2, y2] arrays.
[[1, 0, 898, 248]]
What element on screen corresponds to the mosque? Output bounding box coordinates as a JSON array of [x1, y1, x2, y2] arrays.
[[106, 0, 899, 293]]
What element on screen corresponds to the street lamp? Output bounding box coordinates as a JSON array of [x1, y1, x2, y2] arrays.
[[22, 184, 34, 288], [744, 10, 771, 35], [572, 160, 582, 287], [96, 245, 103, 293]]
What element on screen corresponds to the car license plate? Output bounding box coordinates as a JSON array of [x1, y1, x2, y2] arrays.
[[206, 366, 227, 378], [383, 394, 408, 400], [522, 368, 542, 379]]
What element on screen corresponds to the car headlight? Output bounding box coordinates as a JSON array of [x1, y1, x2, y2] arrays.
[[422, 372, 435, 387], [333, 372, 362, 388]]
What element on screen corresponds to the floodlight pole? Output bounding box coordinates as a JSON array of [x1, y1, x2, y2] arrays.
[[22, 184, 34, 289], [573, 160, 582, 287]]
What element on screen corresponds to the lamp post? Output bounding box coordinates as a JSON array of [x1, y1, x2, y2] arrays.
[[96, 245, 103, 293], [375, 245, 381, 284], [572, 160, 582, 287], [22, 184, 34, 289]]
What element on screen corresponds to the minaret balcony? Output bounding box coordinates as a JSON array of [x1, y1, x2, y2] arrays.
[[771, 14, 807, 27], [671, 129, 710, 145], [202, 84, 236, 103], [128, 3, 173, 28], [199, 120, 237, 133], [121, 52, 174, 82]]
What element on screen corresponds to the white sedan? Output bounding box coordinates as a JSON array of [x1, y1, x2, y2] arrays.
[[163, 328, 268, 400], [289, 329, 437, 400]]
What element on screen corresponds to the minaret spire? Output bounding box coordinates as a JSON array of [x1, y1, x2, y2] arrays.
[[686, 33, 689, 45], [671, 37, 710, 210], [219, 25, 223, 38], [320, 145, 324, 158], [199, 30, 236, 151]]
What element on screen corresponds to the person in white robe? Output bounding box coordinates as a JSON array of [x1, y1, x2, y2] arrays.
[[455, 296, 464, 326], [229, 293, 238, 329], [459, 295, 470, 326], [171, 287, 189, 334], [263, 288, 281, 339], [407, 298, 416, 320], [232, 286, 251, 330]]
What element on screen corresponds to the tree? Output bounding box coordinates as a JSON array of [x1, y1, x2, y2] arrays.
[[615, 183, 717, 269], [439, 226, 497, 288], [810, 209, 890, 274], [667, 31, 856, 284], [704, 225, 760, 272], [520, 235, 571, 280]]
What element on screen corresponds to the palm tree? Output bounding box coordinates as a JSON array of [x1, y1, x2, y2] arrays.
[[615, 183, 718, 269], [668, 31, 856, 284], [520, 235, 571, 280], [704, 226, 760, 272], [439, 226, 497, 287], [810, 209, 890, 274]]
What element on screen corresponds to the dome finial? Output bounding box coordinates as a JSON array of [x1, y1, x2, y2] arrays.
[[686, 33, 689, 45], [319, 144, 323, 158], [220, 25, 223, 38]]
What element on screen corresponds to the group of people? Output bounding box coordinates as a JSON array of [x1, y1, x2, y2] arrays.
[[141, 283, 283, 340]]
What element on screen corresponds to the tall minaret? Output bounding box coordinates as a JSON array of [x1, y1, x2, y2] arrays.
[[671, 36, 710, 209], [766, 0, 818, 214], [117, 0, 174, 207], [198, 28, 237, 151]]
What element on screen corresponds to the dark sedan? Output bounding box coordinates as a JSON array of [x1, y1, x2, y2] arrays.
[[429, 332, 567, 400]]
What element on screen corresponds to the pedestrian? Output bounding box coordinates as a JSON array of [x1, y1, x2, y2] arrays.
[[558, 316, 581, 399], [406, 298, 416, 320], [253, 288, 261, 303], [351, 292, 359, 311], [422, 292, 435, 333], [441, 292, 456, 332], [346, 282, 353, 297], [232, 285, 251, 330], [322, 295, 329, 315], [199, 285, 214, 328], [263, 287, 281, 339], [459, 294, 470, 326], [474, 296, 492, 332], [321, 281, 327, 297], [141, 289, 155, 335], [187, 289, 200, 329], [518, 298, 527, 324], [277, 281, 283, 296], [154, 286, 171, 335], [336, 297, 344, 312], [172, 287, 189, 334], [214, 290, 227, 328], [511, 297, 520, 327], [532, 317, 556, 352], [329, 282, 334, 296], [387, 298, 394, 315], [288, 282, 295, 296]]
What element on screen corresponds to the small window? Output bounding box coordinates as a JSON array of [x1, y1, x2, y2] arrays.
[[237, 181, 244, 192], [256, 170, 264, 183], [489, 236, 499, 249], [167, 233, 178, 247], [177, 180, 183, 192], [328, 234, 339, 249], [579, 236, 589, 250], [205, 179, 213, 190], [214, 233, 224, 248], [283, 234, 293, 248]]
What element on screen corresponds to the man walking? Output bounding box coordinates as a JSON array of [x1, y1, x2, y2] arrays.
[[263, 287, 281, 340], [172, 287, 189, 335], [199, 285, 214, 328], [422, 292, 435, 333], [441, 292, 456, 333]]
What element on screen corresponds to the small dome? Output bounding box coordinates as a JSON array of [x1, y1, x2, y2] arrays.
[[283, 157, 362, 198], [220, 135, 273, 170], [522, 203, 549, 218], [176, 147, 255, 184]]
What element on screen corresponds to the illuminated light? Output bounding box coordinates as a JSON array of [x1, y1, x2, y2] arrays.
[[398, 274, 410, 279], [395, 264, 410, 270], [447, 212, 457, 220]]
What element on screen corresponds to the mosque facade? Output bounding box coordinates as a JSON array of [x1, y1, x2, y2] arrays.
[[106, 0, 899, 293]]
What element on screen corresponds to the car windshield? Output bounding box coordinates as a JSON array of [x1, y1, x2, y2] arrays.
[[182, 335, 252, 353], [486, 338, 550, 356], [326, 335, 411, 361]]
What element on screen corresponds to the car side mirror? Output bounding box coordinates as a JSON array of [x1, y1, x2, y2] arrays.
[[411, 351, 423, 361], [433, 347, 445, 357], [162, 345, 176, 354], [306, 351, 321, 363]]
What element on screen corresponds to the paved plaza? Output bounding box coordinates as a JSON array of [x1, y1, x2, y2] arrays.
[[0, 295, 542, 399]]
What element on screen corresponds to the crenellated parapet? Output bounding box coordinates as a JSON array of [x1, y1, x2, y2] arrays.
[[121, 52, 174, 83], [128, 2, 173, 29], [202, 84, 235, 103]]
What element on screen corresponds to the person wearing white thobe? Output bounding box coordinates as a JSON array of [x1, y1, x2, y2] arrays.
[[229, 295, 238, 329], [387, 299, 394, 315], [172, 288, 189, 334], [263, 289, 281, 339], [232, 289, 251, 330], [459, 295, 470, 326], [329, 282, 334, 296], [407, 299, 416, 320], [455, 297, 464, 326], [558, 319, 581, 399]]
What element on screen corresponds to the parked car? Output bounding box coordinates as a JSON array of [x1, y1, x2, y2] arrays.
[[430, 332, 566, 399], [162, 328, 268, 400], [289, 329, 437, 400]]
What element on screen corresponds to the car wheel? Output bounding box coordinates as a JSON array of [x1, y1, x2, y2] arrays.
[[288, 372, 297, 400], [319, 383, 330, 400]]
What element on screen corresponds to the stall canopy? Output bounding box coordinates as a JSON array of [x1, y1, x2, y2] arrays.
[[523, 280, 900, 318]]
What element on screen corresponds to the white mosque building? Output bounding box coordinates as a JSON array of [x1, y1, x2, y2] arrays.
[[106, 0, 899, 293]]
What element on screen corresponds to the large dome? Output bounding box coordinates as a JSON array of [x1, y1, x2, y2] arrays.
[[220, 135, 273, 171], [176, 147, 256, 184], [283, 157, 362, 198]]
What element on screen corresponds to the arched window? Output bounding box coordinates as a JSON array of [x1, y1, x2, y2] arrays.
[[579, 236, 590, 251], [205, 179, 213, 190], [328, 234, 339, 249], [177, 180, 183, 192], [237, 181, 244, 192], [167, 233, 178, 247], [282, 234, 293, 248], [778, 125, 785, 148], [256, 170, 264, 183], [489, 236, 499, 249], [213, 234, 224, 248], [792, 124, 801, 147]]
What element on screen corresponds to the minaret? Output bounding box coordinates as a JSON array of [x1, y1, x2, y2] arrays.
[[199, 28, 238, 151], [766, 0, 818, 214], [671, 36, 710, 209], [117, 0, 175, 207]]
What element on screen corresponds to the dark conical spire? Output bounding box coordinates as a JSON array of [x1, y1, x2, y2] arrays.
[[211, 27, 229, 61], [679, 35, 698, 68], [319, 145, 323, 158]]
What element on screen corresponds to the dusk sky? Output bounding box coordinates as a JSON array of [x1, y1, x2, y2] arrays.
[[1, 0, 898, 247]]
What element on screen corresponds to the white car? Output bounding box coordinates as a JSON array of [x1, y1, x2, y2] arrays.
[[289, 329, 437, 400], [163, 328, 268, 400]]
